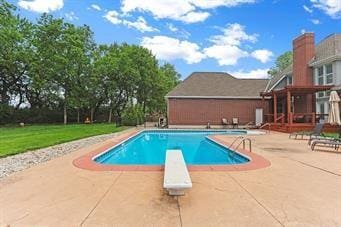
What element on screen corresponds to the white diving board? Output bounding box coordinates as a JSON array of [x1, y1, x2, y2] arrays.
[[163, 150, 192, 196]]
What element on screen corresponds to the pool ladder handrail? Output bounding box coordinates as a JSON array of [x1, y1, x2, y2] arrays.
[[229, 137, 252, 152], [228, 136, 245, 149]]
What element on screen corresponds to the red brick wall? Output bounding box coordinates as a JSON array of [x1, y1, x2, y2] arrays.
[[293, 33, 315, 86], [168, 98, 269, 125]]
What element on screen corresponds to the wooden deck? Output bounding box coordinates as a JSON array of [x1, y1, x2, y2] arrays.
[[263, 123, 339, 133]]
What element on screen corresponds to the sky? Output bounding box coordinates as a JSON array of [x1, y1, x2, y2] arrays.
[[9, 0, 341, 79]]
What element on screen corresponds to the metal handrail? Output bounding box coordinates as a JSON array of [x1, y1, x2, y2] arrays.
[[228, 136, 245, 149], [234, 138, 252, 152], [260, 123, 271, 133], [275, 113, 285, 124]]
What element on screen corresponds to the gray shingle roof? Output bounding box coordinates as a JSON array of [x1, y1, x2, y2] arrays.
[[311, 34, 341, 64], [166, 72, 269, 98], [265, 64, 293, 92]]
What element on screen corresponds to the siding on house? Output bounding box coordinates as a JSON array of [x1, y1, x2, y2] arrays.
[[168, 98, 269, 125]]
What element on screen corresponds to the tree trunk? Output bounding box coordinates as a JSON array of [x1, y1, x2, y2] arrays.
[[63, 104, 67, 125], [77, 108, 80, 124], [90, 107, 94, 123], [108, 107, 113, 123]]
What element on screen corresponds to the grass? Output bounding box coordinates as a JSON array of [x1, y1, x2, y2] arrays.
[[0, 124, 126, 158]]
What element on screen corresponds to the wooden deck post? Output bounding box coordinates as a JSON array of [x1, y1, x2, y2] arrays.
[[287, 90, 292, 125], [274, 93, 277, 123], [312, 112, 316, 125]]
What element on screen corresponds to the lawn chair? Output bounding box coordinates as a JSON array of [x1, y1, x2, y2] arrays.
[[222, 118, 228, 128], [308, 133, 339, 145], [289, 123, 324, 140], [232, 118, 239, 129], [311, 139, 341, 151]]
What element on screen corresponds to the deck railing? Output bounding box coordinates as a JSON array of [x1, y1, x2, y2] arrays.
[[265, 113, 328, 125], [265, 113, 285, 124]]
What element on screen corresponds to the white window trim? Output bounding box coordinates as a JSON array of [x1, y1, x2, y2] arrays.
[[315, 63, 333, 99]]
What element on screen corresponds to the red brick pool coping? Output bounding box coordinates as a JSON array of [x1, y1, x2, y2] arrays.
[[73, 131, 271, 172]]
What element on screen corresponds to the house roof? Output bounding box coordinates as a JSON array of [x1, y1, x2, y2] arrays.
[[310, 34, 341, 65], [166, 72, 269, 99], [265, 64, 293, 92]]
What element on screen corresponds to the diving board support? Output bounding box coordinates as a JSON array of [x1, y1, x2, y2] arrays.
[[163, 150, 192, 196]]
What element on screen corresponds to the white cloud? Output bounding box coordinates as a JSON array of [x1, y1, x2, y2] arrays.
[[64, 11, 79, 21], [167, 23, 191, 38], [310, 0, 341, 19], [123, 17, 159, 32], [251, 49, 274, 63], [191, 0, 256, 8], [141, 36, 205, 64], [311, 18, 321, 24], [121, 0, 256, 23], [179, 11, 210, 23], [18, 0, 63, 13], [204, 23, 265, 66], [91, 4, 101, 11], [167, 23, 178, 32], [204, 44, 248, 65], [230, 68, 270, 79], [209, 23, 258, 46], [104, 11, 158, 32], [121, 0, 195, 22], [303, 5, 313, 13], [104, 10, 122, 24]]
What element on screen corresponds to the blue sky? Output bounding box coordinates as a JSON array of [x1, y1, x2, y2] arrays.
[[10, 0, 341, 79]]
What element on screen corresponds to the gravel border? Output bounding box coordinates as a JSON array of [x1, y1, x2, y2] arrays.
[[0, 129, 132, 179]]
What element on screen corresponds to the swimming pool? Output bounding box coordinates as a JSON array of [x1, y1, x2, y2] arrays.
[[94, 130, 250, 165]]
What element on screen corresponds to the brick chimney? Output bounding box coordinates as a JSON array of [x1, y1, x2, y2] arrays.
[[292, 33, 315, 86]]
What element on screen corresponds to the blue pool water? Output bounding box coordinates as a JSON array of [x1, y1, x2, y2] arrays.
[[94, 130, 250, 165]]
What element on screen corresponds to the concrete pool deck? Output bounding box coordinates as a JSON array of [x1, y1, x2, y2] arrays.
[[1, 129, 341, 226]]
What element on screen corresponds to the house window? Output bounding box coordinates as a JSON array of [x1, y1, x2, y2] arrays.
[[325, 64, 333, 84], [319, 103, 325, 114], [318, 92, 324, 98], [287, 75, 292, 85], [317, 66, 324, 85]]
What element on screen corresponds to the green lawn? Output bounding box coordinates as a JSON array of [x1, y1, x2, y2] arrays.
[[0, 124, 125, 157]]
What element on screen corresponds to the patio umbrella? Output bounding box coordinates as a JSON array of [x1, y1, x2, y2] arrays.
[[328, 91, 341, 125]]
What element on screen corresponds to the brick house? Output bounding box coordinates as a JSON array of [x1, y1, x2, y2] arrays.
[[166, 33, 341, 131]]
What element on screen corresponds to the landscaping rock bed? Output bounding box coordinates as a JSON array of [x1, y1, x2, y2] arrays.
[[0, 131, 129, 179]]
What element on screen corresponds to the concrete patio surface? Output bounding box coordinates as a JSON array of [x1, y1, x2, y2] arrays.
[[1, 129, 341, 227]]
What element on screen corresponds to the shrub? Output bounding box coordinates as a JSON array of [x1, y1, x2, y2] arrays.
[[122, 105, 145, 126]]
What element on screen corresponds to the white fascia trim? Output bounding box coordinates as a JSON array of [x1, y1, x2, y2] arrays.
[[268, 74, 290, 92], [309, 55, 341, 67], [165, 95, 271, 100]]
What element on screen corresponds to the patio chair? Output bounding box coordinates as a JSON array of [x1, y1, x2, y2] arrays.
[[289, 123, 324, 140], [307, 133, 339, 145], [232, 118, 239, 129], [222, 118, 228, 128], [311, 139, 341, 151]]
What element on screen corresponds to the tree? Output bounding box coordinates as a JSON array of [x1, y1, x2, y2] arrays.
[[128, 45, 159, 115], [33, 14, 95, 124], [0, 0, 33, 106], [268, 51, 293, 76], [0, 2, 181, 125], [149, 63, 180, 114]]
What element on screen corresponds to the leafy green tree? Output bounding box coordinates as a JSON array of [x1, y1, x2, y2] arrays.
[[151, 63, 180, 114], [33, 15, 95, 124], [0, 0, 33, 106], [0, 1, 180, 125], [127, 45, 159, 115], [268, 51, 293, 76]]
